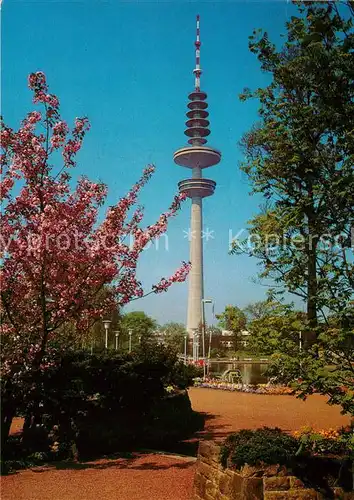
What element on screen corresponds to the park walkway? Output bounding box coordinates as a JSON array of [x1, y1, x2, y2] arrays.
[[2, 389, 350, 500], [189, 388, 351, 441]]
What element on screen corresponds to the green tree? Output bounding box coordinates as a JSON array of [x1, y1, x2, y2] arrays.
[[232, 2, 354, 343], [159, 322, 187, 353], [247, 301, 305, 357], [243, 300, 278, 322], [121, 311, 157, 347], [216, 305, 247, 351], [267, 323, 354, 415]]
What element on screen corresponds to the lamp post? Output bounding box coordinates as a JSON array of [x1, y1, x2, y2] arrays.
[[184, 334, 188, 364], [128, 329, 132, 353], [207, 301, 215, 375], [138, 335, 141, 344], [201, 299, 213, 377], [114, 331, 120, 351], [195, 332, 200, 362], [192, 328, 198, 362], [102, 319, 112, 350]]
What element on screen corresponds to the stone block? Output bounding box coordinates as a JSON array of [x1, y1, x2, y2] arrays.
[[205, 479, 217, 498], [240, 464, 265, 478], [199, 460, 219, 479], [241, 477, 263, 499], [265, 491, 317, 500], [194, 472, 207, 497], [214, 493, 233, 500], [205, 492, 219, 500], [262, 465, 289, 477], [218, 471, 232, 496], [230, 472, 243, 496], [289, 477, 305, 489], [264, 477, 290, 491], [199, 440, 221, 464]]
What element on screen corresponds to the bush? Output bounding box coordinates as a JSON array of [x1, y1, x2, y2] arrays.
[[220, 427, 353, 492], [6, 345, 203, 462], [142, 391, 204, 448], [220, 427, 300, 469], [294, 425, 354, 457]]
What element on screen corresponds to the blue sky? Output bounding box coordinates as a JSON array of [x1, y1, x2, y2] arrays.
[[3, 0, 302, 325]]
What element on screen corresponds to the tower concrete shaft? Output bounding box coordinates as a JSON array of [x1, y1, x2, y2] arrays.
[[174, 15, 221, 340], [187, 195, 204, 334]]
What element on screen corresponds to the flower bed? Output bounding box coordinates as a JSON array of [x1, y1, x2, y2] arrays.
[[293, 425, 354, 457], [193, 378, 294, 395]]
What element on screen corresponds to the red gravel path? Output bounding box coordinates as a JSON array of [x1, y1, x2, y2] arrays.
[[1, 453, 196, 500], [189, 388, 350, 441], [2, 389, 350, 500]]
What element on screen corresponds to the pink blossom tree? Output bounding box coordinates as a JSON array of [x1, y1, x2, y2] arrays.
[[0, 72, 190, 445]]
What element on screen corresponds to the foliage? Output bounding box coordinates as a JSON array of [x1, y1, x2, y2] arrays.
[[232, 2, 354, 334], [209, 347, 228, 359], [293, 425, 354, 458], [132, 341, 202, 389], [216, 305, 247, 351], [266, 326, 354, 415], [159, 322, 187, 353], [220, 428, 299, 468], [0, 72, 190, 447], [243, 300, 277, 322], [247, 300, 306, 357], [121, 311, 157, 346], [220, 425, 353, 491], [2, 345, 202, 462]]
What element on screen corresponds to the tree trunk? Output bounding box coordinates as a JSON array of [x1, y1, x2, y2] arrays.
[[305, 207, 318, 347]]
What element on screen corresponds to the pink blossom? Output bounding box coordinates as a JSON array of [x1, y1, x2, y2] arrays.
[[1, 71, 189, 385]]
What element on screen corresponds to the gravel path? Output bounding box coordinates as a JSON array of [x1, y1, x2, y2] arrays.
[[1, 453, 196, 500], [2, 389, 349, 500], [189, 388, 351, 441]]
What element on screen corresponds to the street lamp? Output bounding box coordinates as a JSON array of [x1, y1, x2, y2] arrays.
[[184, 334, 188, 364], [201, 299, 213, 377], [102, 319, 112, 350], [128, 329, 132, 353], [114, 331, 120, 351], [207, 301, 216, 375], [192, 328, 198, 362], [138, 335, 141, 344]]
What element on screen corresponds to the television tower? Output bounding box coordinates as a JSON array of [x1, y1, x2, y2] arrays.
[[174, 15, 221, 347]]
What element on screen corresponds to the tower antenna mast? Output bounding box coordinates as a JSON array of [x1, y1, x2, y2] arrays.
[[193, 14, 202, 92]]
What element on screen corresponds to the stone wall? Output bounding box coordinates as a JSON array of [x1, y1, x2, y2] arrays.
[[192, 441, 353, 500]]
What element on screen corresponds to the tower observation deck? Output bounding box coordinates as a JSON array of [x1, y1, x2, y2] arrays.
[[174, 15, 221, 342]]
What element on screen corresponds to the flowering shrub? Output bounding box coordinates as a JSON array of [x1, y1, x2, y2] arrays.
[[293, 425, 354, 457], [220, 426, 353, 492], [1, 72, 190, 449], [194, 378, 294, 395]]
